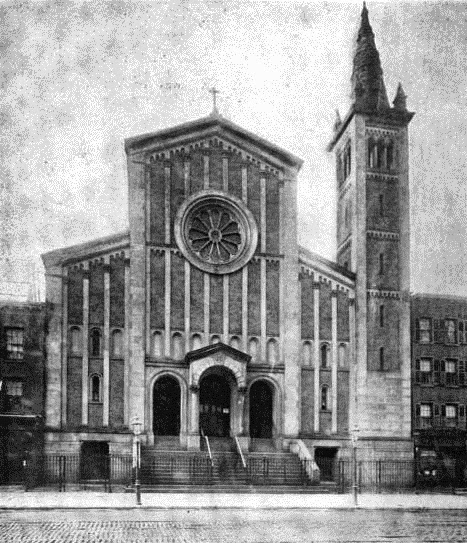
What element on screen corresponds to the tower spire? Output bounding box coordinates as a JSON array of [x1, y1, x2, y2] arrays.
[[351, 3, 389, 112]]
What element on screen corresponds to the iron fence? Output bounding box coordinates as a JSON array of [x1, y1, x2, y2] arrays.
[[338, 460, 415, 493], [37, 454, 133, 492], [22, 454, 460, 494]]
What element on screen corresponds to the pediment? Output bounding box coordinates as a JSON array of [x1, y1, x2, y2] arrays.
[[185, 342, 250, 365], [124, 114, 302, 172], [186, 342, 250, 388]]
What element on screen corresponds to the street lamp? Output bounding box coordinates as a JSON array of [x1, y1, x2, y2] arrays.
[[351, 425, 360, 507], [132, 416, 143, 506]]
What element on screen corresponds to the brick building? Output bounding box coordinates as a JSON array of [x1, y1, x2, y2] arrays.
[[412, 294, 467, 484], [41, 6, 414, 480], [0, 302, 46, 485]]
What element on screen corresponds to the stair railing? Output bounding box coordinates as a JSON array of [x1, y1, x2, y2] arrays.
[[235, 435, 247, 470], [201, 428, 214, 469]]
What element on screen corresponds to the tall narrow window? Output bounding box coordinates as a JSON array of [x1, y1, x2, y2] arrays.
[[321, 344, 329, 368], [90, 374, 102, 403], [379, 305, 384, 328], [111, 329, 123, 358], [379, 194, 384, 217], [267, 339, 278, 365], [152, 331, 163, 358], [70, 327, 82, 355], [386, 140, 394, 170], [379, 347, 385, 370], [302, 341, 312, 366], [90, 328, 101, 357], [249, 337, 259, 362], [416, 318, 432, 343], [379, 253, 384, 275], [230, 336, 240, 350], [172, 332, 183, 359], [445, 319, 457, 344], [6, 328, 24, 359], [191, 333, 202, 351], [321, 385, 329, 410]]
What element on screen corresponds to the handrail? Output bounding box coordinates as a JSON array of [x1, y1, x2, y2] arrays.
[[235, 435, 247, 470], [200, 429, 213, 467]]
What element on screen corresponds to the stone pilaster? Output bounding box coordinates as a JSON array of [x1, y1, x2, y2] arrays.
[[123, 255, 130, 426], [103, 260, 110, 427], [44, 265, 64, 429], [313, 282, 320, 433], [81, 265, 89, 426], [223, 275, 229, 343], [331, 289, 338, 433], [242, 266, 248, 351], [60, 267, 68, 427], [164, 250, 171, 356], [282, 174, 300, 437], [187, 384, 200, 450]]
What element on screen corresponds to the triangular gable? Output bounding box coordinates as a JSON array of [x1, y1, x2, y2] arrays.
[[124, 113, 303, 172]]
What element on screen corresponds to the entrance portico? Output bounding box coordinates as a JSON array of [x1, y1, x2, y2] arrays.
[[185, 343, 250, 450]]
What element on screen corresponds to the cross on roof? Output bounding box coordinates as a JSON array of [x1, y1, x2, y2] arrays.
[[209, 87, 220, 114]]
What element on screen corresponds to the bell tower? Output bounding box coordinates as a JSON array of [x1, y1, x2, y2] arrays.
[[328, 4, 414, 450]]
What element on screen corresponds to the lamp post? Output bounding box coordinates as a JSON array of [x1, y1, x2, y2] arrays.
[[132, 416, 143, 506], [351, 425, 359, 507]]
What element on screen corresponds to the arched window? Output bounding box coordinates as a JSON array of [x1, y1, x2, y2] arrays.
[[321, 344, 329, 368], [338, 343, 347, 368], [385, 139, 394, 170], [90, 374, 102, 403], [379, 252, 384, 275], [302, 341, 312, 366], [191, 333, 202, 351], [230, 336, 241, 350], [69, 326, 82, 355], [368, 138, 378, 168], [343, 142, 351, 179], [152, 331, 163, 358], [321, 385, 329, 411], [377, 139, 385, 169], [172, 332, 183, 359], [379, 194, 384, 217], [111, 329, 123, 358], [267, 339, 278, 365], [379, 305, 385, 328], [249, 337, 259, 362], [90, 328, 101, 357], [211, 335, 221, 345]]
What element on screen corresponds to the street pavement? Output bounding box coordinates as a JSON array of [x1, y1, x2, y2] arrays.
[[1, 507, 467, 542], [1, 488, 467, 510]]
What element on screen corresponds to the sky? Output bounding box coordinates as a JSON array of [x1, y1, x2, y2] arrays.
[[0, 0, 466, 297]]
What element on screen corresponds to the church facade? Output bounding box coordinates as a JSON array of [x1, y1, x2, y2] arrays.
[[42, 7, 414, 466]]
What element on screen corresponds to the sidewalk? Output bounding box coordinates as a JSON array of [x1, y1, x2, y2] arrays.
[[1, 490, 467, 510]]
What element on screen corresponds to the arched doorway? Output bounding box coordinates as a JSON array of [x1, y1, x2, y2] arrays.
[[153, 375, 181, 435], [199, 373, 231, 437], [249, 380, 273, 438]]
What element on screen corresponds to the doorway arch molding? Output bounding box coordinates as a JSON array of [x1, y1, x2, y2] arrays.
[[186, 342, 250, 388], [246, 375, 282, 438], [147, 369, 188, 444]]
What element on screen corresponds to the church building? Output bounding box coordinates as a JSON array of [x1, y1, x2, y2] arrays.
[[42, 6, 414, 475]]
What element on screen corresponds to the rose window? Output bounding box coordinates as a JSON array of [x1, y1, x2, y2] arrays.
[[188, 206, 242, 264], [175, 190, 258, 275]]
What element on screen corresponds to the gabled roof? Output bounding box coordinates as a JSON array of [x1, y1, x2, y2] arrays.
[[125, 112, 303, 171], [185, 341, 251, 364], [41, 230, 130, 268], [299, 245, 355, 289]]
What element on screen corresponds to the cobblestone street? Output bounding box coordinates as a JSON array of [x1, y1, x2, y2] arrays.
[[1, 508, 467, 542]]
